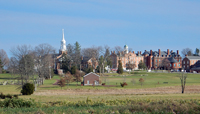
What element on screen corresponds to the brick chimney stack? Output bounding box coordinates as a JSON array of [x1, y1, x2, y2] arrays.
[[138, 51, 139, 55], [177, 50, 179, 55], [133, 51, 135, 54], [150, 50, 152, 56], [158, 49, 161, 56], [114, 51, 115, 54], [111, 51, 113, 54], [167, 49, 169, 55]]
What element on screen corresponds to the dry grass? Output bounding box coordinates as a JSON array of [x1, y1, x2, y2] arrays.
[[15, 85, 200, 102], [34, 85, 200, 96]]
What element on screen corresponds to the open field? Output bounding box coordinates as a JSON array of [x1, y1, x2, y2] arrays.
[[0, 72, 200, 113], [0, 71, 200, 103]]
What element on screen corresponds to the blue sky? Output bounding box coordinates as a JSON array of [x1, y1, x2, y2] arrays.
[[0, 0, 200, 57]]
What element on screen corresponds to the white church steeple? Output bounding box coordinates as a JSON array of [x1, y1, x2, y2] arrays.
[[60, 29, 67, 52]]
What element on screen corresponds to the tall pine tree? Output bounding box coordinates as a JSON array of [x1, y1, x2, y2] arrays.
[[117, 60, 123, 74], [73, 41, 81, 68]]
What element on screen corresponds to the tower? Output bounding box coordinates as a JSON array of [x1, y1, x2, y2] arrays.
[[60, 29, 67, 54], [124, 45, 128, 54]]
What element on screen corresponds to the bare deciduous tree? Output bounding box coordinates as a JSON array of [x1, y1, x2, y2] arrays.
[[10, 45, 34, 86], [8, 57, 18, 76], [179, 72, 187, 94], [114, 46, 123, 52], [181, 48, 193, 56], [139, 78, 144, 87], [57, 77, 66, 90], [74, 70, 83, 85], [0, 49, 9, 68], [64, 71, 74, 87], [160, 58, 170, 70], [34, 43, 55, 79]]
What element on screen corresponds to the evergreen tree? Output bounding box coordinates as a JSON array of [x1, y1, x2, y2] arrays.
[[73, 41, 81, 68], [71, 65, 77, 74], [61, 53, 71, 73], [87, 66, 93, 73], [138, 61, 147, 69], [117, 60, 123, 74], [194, 48, 199, 56]]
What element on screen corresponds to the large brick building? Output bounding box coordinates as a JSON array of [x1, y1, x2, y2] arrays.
[[143, 49, 182, 70], [110, 45, 144, 70], [182, 56, 200, 72], [81, 56, 98, 69]]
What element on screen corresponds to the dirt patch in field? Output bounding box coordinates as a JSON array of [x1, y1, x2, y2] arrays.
[[34, 85, 200, 96]]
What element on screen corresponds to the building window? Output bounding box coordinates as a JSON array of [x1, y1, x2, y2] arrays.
[[183, 66, 185, 68], [179, 64, 180, 67], [170, 64, 172, 67], [155, 64, 157, 67], [187, 61, 189, 64], [87, 80, 90, 84], [183, 61, 185, 64], [187, 65, 189, 68], [174, 64, 176, 67], [159, 59, 160, 62], [156, 60, 157, 62], [179, 59, 180, 62]]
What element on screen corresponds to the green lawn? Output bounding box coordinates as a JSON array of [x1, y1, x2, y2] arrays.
[[1, 71, 200, 90]]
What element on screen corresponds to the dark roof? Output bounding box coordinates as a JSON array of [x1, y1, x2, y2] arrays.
[[191, 67, 200, 70], [168, 57, 178, 63], [82, 57, 91, 62], [186, 56, 200, 60], [143, 50, 179, 56]]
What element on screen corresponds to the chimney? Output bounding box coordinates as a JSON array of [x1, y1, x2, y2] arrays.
[[171, 50, 173, 53], [177, 50, 179, 55], [158, 49, 161, 56], [145, 50, 147, 52], [140, 51, 141, 54], [111, 51, 113, 54], [167, 49, 169, 55], [138, 51, 139, 55], [118, 51, 120, 54], [133, 51, 135, 54], [185, 54, 188, 57], [114, 51, 115, 54], [150, 50, 152, 56]]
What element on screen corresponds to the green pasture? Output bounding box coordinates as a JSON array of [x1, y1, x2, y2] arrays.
[[0, 71, 200, 91]]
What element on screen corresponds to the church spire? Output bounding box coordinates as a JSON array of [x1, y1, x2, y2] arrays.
[[60, 29, 67, 52], [62, 29, 65, 41]]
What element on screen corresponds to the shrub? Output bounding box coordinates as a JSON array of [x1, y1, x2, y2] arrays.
[[0, 93, 5, 99], [120, 82, 128, 87], [21, 83, 35, 95], [5, 94, 12, 99]]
